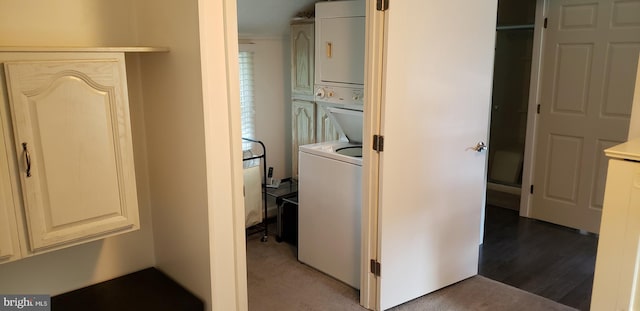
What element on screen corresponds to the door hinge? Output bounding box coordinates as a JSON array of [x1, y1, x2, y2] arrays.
[[373, 135, 384, 152], [537, 104, 540, 114], [370, 259, 381, 277], [544, 17, 548, 28], [376, 0, 389, 11], [530, 185, 534, 194]]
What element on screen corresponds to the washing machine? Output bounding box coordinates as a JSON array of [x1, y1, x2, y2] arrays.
[[298, 104, 363, 289]]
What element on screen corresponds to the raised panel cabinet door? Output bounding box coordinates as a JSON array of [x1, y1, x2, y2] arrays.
[[316, 104, 340, 143], [291, 22, 315, 96], [292, 99, 315, 179], [3, 55, 140, 252], [0, 125, 21, 263]]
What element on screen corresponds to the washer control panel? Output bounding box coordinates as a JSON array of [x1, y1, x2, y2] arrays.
[[315, 85, 364, 106]]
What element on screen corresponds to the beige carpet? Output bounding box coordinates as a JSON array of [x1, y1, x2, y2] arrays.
[[246, 231, 577, 311]]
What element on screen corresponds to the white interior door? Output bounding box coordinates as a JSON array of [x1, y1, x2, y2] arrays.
[[375, 1, 497, 309], [531, 0, 640, 233]]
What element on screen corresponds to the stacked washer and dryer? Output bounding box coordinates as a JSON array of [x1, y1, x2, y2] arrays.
[[298, 0, 365, 289]]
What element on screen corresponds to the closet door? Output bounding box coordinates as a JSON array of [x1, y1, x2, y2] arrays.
[[4, 55, 140, 252]]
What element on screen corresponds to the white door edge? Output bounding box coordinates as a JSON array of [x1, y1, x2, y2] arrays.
[[201, 0, 249, 309], [519, 0, 548, 218], [360, 1, 385, 310]]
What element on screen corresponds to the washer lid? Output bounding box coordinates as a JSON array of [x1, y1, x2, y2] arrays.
[[326, 107, 363, 144]]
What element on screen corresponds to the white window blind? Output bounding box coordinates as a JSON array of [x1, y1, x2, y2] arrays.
[[239, 51, 255, 151]]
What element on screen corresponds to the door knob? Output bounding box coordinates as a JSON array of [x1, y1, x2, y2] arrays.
[[471, 141, 487, 152]]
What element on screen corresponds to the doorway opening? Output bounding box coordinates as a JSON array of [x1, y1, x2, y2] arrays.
[[486, 0, 536, 210]]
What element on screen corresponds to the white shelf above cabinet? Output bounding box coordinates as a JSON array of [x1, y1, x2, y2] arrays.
[[0, 46, 169, 53]]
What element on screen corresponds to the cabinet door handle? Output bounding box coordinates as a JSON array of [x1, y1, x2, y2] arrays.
[[326, 42, 332, 58], [22, 142, 31, 177]]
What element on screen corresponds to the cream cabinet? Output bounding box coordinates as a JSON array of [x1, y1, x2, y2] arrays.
[[0, 52, 140, 262], [291, 99, 315, 179], [291, 22, 315, 97], [316, 104, 340, 143], [290, 20, 341, 177], [0, 136, 20, 263], [291, 20, 316, 179], [591, 139, 640, 310]]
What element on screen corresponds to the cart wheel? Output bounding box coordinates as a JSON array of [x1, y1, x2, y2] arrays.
[[261, 235, 268, 242]]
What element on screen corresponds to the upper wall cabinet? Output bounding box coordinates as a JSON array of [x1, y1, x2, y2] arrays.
[[0, 52, 140, 258], [291, 22, 315, 97]]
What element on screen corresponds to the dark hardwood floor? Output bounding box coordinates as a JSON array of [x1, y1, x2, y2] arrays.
[[479, 205, 598, 311]]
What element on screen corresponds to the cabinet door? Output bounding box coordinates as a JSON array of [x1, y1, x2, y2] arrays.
[[592, 158, 640, 310], [4, 56, 139, 252], [291, 23, 315, 96], [292, 100, 315, 179], [316, 104, 340, 143], [0, 130, 20, 263]]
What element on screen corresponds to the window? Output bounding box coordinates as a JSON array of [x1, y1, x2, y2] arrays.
[[239, 51, 255, 151]]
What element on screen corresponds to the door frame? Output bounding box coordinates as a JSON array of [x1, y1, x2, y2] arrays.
[[360, 1, 384, 309], [211, 0, 553, 310], [519, 0, 547, 217], [199, 0, 250, 309]]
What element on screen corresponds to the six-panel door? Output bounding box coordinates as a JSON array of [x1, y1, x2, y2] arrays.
[[532, 0, 640, 233]]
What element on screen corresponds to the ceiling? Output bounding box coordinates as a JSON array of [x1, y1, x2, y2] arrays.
[[236, 0, 319, 37]]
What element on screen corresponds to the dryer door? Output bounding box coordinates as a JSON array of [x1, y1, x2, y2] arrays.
[[315, 0, 365, 86]]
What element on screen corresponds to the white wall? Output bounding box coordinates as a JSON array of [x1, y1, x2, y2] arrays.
[[134, 0, 249, 309], [199, 1, 249, 308], [0, 0, 156, 295], [0, 0, 138, 46], [239, 38, 292, 180], [133, 0, 214, 307]]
